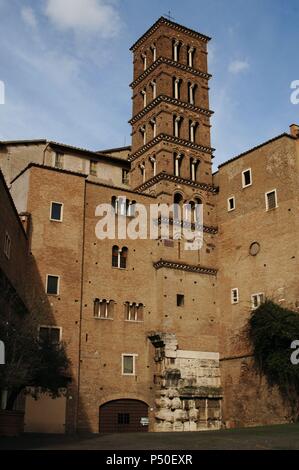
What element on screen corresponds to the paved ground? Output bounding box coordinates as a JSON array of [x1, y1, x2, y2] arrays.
[[0, 423, 299, 450]]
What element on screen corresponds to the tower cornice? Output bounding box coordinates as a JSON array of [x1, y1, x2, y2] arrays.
[[134, 172, 218, 194], [130, 16, 211, 52], [153, 259, 217, 276], [129, 95, 213, 125], [129, 133, 215, 162], [130, 57, 212, 89]]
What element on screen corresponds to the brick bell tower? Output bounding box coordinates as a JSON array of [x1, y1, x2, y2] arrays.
[[128, 16, 214, 191]]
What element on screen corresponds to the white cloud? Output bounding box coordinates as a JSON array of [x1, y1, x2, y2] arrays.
[[228, 60, 250, 74], [45, 0, 121, 37], [21, 6, 37, 29]]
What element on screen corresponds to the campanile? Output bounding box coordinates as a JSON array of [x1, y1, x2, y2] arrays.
[[128, 16, 214, 192]]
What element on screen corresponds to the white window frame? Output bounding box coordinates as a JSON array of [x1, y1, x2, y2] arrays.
[[231, 288, 239, 304], [50, 201, 64, 222], [227, 196, 235, 212], [46, 274, 60, 296], [265, 189, 278, 211], [38, 325, 62, 343], [242, 168, 252, 188], [251, 293, 264, 310], [121, 353, 138, 376], [4, 231, 11, 259]]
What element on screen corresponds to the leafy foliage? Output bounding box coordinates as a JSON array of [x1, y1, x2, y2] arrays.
[[0, 311, 70, 410], [248, 300, 299, 419]]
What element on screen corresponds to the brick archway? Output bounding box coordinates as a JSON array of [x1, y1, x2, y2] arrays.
[[99, 399, 148, 433]]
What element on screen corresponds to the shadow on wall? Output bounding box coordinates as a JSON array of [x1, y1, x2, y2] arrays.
[[0, 212, 92, 434]]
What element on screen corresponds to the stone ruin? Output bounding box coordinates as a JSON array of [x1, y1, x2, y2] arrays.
[[148, 332, 222, 432]]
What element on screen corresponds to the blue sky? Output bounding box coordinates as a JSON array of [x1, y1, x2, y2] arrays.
[[0, 0, 298, 168]]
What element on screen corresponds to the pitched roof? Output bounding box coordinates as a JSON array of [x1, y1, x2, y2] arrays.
[[130, 16, 211, 52], [218, 133, 296, 169]]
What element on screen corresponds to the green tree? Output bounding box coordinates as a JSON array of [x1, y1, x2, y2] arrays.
[[248, 300, 299, 420], [0, 310, 70, 410]]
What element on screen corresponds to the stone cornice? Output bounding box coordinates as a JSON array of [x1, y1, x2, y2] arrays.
[[153, 260, 217, 276], [130, 17, 211, 52], [129, 95, 213, 125], [156, 216, 218, 234], [129, 134, 214, 162], [130, 57, 211, 89], [135, 172, 218, 194]]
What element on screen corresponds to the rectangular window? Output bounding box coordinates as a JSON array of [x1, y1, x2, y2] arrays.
[[177, 294, 184, 307], [122, 354, 136, 375], [4, 232, 11, 259], [38, 326, 61, 344], [46, 275, 60, 295], [122, 169, 129, 185], [118, 413, 130, 425], [90, 160, 97, 176], [54, 152, 64, 169], [50, 202, 63, 221], [231, 288, 239, 304], [242, 168, 252, 188], [227, 196, 235, 212], [265, 190, 277, 211], [251, 293, 264, 310]]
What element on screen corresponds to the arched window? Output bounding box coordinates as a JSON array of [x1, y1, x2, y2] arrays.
[[173, 192, 183, 220], [151, 44, 156, 62], [187, 46, 195, 67], [141, 52, 147, 71], [190, 158, 200, 181], [94, 298, 115, 319], [125, 302, 144, 321], [140, 125, 146, 145], [150, 155, 157, 176], [111, 196, 118, 214], [141, 88, 147, 108], [112, 246, 128, 269], [173, 153, 183, 177], [194, 197, 202, 223], [120, 247, 128, 269], [188, 82, 196, 105], [112, 245, 119, 267], [150, 117, 157, 138], [127, 200, 136, 217], [172, 39, 180, 61], [189, 121, 198, 143], [140, 162, 146, 182], [173, 77, 181, 100], [150, 80, 157, 99], [173, 115, 182, 138]]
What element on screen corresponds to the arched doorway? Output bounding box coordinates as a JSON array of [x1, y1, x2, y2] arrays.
[[99, 399, 148, 433]]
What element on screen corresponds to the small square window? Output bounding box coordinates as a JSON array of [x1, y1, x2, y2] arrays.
[[227, 197, 235, 212], [251, 293, 264, 310], [50, 202, 63, 221], [231, 288, 239, 304], [122, 354, 136, 375], [4, 232, 11, 259], [177, 294, 184, 307], [242, 169, 252, 188], [265, 190, 277, 211], [39, 326, 61, 344], [46, 275, 60, 295]]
